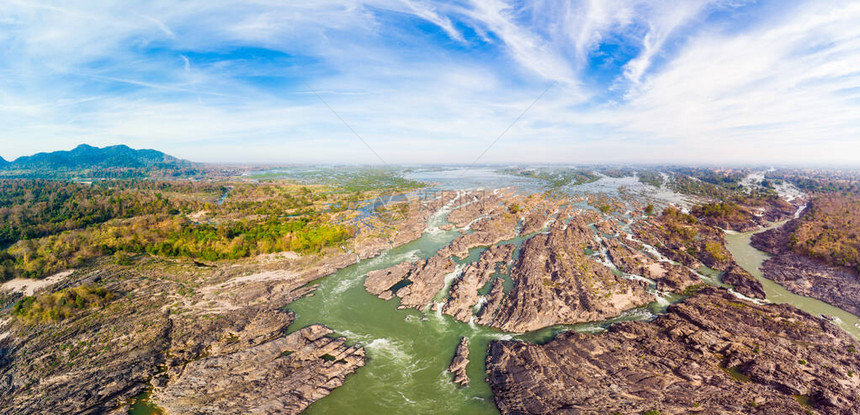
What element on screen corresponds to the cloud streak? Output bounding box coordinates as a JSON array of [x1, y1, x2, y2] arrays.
[[0, 0, 858, 165]]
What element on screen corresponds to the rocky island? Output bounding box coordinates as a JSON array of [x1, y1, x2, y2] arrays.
[[487, 287, 860, 414]]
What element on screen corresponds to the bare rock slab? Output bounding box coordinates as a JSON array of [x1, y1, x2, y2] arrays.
[[155, 324, 366, 414]]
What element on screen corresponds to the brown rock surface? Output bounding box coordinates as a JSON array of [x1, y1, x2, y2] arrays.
[[445, 190, 513, 228], [443, 244, 514, 322], [156, 324, 365, 414], [396, 255, 457, 309], [440, 212, 518, 258], [653, 262, 703, 293], [364, 260, 412, 300], [474, 278, 506, 326], [604, 236, 701, 294], [721, 264, 766, 299], [489, 218, 653, 332], [487, 287, 860, 414], [448, 337, 470, 387], [634, 208, 735, 271], [365, 254, 457, 310], [518, 197, 563, 235]]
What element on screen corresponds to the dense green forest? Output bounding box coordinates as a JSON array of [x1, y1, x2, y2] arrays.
[[0, 179, 363, 280], [0, 180, 220, 247]]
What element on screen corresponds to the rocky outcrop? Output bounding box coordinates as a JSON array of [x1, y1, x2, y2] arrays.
[[759, 253, 860, 316], [364, 260, 412, 300], [489, 218, 653, 332], [753, 219, 860, 316], [0, 248, 375, 415], [439, 212, 518, 258], [445, 189, 514, 228], [448, 337, 470, 387], [475, 278, 506, 326], [604, 236, 701, 294], [363, 255, 457, 310], [396, 255, 457, 309], [721, 264, 766, 299], [442, 244, 514, 322], [635, 209, 735, 271], [369, 210, 654, 333], [518, 198, 563, 235], [487, 287, 860, 414], [0, 270, 173, 414], [652, 262, 703, 293], [156, 324, 366, 414], [696, 198, 797, 232]]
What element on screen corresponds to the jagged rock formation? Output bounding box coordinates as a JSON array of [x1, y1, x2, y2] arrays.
[[0, 270, 173, 414], [635, 210, 734, 271], [634, 208, 766, 298], [0, 240, 382, 414], [439, 212, 518, 258], [487, 287, 860, 414], [475, 278, 506, 326], [603, 236, 701, 294], [721, 265, 766, 299], [442, 244, 514, 322], [448, 337, 470, 387], [366, 208, 654, 333], [395, 255, 457, 309], [517, 197, 563, 235], [487, 218, 653, 332], [363, 255, 456, 309], [365, 260, 412, 301], [444, 190, 514, 228], [156, 324, 365, 414]]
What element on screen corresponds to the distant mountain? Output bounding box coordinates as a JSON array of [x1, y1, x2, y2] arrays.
[[0, 156, 7, 167], [8, 144, 189, 170], [0, 144, 199, 178]]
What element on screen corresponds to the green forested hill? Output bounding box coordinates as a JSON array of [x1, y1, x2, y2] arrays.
[[0, 144, 198, 178]]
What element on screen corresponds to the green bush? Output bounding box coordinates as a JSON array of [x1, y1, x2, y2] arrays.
[[12, 284, 115, 324]]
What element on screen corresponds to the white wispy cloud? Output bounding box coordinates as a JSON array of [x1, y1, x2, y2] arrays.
[[0, 0, 858, 165]]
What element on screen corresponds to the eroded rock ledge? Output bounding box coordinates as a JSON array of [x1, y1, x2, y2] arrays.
[[487, 287, 860, 414], [634, 208, 767, 299], [487, 218, 653, 333], [448, 337, 470, 387], [157, 324, 365, 414], [364, 210, 654, 333]]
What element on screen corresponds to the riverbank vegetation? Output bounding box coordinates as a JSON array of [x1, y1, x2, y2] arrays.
[[790, 195, 860, 271], [0, 178, 378, 280], [0, 179, 219, 247]]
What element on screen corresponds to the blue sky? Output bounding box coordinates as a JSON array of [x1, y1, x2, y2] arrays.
[[1, 0, 859, 165]]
